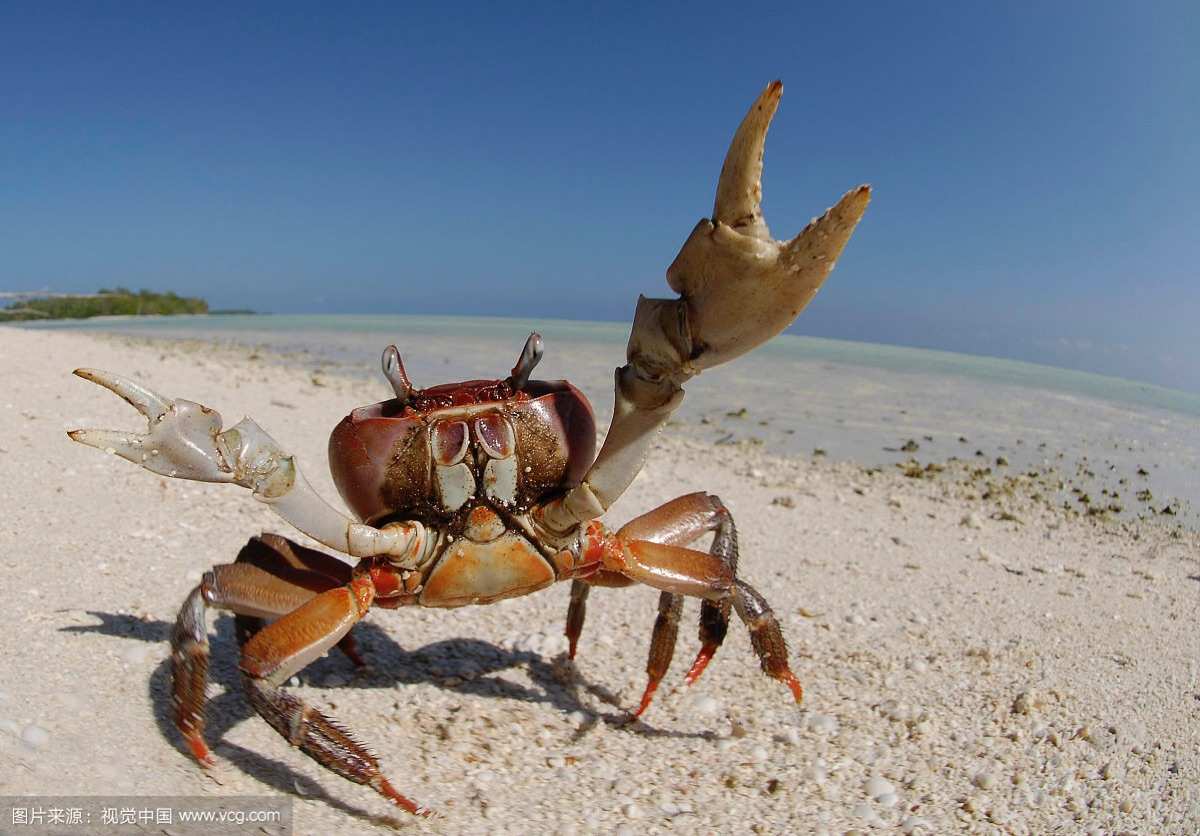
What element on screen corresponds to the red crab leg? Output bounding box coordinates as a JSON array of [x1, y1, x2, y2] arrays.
[[239, 575, 434, 818], [565, 580, 589, 660], [170, 536, 367, 766], [616, 491, 732, 546], [624, 494, 736, 717], [732, 579, 804, 703], [571, 493, 732, 715], [224, 534, 366, 666], [620, 492, 745, 706], [565, 571, 633, 659], [598, 537, 734, 599], [630, 591, 682, 719], [572, 493, 802, 718]]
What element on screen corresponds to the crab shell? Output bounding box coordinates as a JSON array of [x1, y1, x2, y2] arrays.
[[328, 378, 596, 527]]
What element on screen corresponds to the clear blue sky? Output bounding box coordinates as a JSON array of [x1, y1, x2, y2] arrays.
[[3, 3, 1197, 391]]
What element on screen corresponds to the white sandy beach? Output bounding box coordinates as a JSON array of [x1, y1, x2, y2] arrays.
[[1, 326, 1198, 834]]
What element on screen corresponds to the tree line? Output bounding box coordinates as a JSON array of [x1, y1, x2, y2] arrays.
[[0, 288, 208, 320]]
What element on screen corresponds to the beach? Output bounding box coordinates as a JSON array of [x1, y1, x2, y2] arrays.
[[1, 324, 1197, 834]]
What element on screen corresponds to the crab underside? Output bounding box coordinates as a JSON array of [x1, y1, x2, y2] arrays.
[[70, 80, 869, 817]]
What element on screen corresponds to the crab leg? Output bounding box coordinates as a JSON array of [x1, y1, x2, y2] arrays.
[[564, 571, 633, 660], [601, 537, 800, 710], [171, 536, 366, 765], [69, 369, 433, 566], [225, 534, 367, 664], [237, 574, 433, 817], [566, 492, 725, 661], [570, 493, 801, 716], [731, 579, 803, 702], [680, 503, 739, 689], [565, 581, 589, 659], [632, 591, 683, 718], [538, 82, 870, 533], [622, 493, 740, 717]]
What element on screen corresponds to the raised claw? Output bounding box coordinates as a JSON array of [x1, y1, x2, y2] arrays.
[[665, 80, 871, 372], [69, 369, 235, 483], [539, 82, 870, 532]]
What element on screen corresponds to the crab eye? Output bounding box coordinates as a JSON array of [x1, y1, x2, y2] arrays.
[[474, 413, 515, 459], [430, 420, 469, 465]]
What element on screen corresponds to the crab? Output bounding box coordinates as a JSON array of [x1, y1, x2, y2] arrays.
[[69, 81, 869, 817]]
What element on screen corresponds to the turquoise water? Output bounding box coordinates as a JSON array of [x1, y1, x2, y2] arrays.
[[17, 313, 1199, 519], [22, 313, 1200, 417]]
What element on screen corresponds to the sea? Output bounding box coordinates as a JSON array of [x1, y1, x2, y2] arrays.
[[20, 314, 1199, 523]]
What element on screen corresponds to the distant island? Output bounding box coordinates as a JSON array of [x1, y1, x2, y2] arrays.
[[0, 288, 213, 321]]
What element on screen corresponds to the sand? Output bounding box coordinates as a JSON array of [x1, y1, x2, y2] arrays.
[[1, 326, 1197, 834]]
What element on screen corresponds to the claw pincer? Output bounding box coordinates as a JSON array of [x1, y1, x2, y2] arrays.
[[69, 80, 867, 817]]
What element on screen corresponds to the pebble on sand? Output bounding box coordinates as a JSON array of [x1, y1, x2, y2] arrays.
[[865, 776, 895, 800], [853, 802, 884, 826], [1012, 690, 1035, 715], [21, 723, 49, 750], [972, 772, 996, 790], [807, 714, 839, 735]]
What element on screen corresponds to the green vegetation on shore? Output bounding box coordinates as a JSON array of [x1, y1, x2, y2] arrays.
[[0, 288, 208, 321]]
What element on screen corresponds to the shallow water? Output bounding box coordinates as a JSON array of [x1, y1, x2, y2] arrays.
[[20, 314, 1199, 521]]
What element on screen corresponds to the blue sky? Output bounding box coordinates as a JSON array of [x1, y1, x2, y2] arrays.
[[3, 3, 1197, 391]]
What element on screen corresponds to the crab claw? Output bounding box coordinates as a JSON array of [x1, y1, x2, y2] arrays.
[[665, 80, 870, 372], [69, 369, 431, 563], [68, 369, 236, 483]]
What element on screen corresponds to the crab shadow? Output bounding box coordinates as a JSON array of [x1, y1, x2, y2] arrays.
[[63, 610, 712, 819]]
